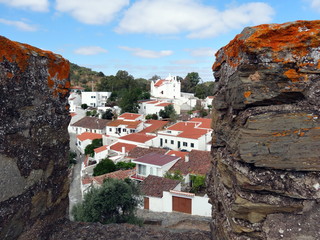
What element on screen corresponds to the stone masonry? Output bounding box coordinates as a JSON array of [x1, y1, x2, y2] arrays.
[[207, 20, 320, 239]]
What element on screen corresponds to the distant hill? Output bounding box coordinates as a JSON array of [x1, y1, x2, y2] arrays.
[[70, 63, 105, 90]]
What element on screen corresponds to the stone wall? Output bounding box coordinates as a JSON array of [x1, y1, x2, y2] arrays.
[[0, 36, 71, 239], [207, 21, 320, 239]]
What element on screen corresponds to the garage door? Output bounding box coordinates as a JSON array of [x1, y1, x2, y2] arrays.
[[144, 197, 149, 210], [172, 196, 191, 214]]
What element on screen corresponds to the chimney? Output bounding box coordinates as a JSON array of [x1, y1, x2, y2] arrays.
[[185, 155, 189, 162], [122, 146, 126, 154]]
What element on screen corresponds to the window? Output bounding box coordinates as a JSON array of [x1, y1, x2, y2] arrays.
[[130, 129, 135, 133], [191, 143, 194, 148], [109, 128, 112, 132], [123, 129, 127, 132], [165, 139, 167, 143], [183, 142, 187, 147], [138, 165, 146, 175], [171, 140, 174, 144], [91, 96, 96, 98]]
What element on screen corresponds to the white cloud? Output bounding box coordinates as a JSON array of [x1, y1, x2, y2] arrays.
[[119, 46, 173, 58], [116, 0, 274, 38], [0, 18, 37, 31], [0, 0, 49, 12], [74, 46, 108, 55], [309, 0, 320, 11], [171, 59, 198, 65], [185, 47, 216, 57], [55, 0, 129, 24]]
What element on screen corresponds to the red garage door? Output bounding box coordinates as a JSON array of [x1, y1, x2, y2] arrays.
[[172, 196, 192, 214], [144, 197, 149, 210]]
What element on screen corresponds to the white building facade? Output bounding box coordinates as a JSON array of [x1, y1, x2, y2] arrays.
[[81, 91, 112, 108]]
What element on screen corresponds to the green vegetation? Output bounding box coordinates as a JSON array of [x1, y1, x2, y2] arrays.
[[72, 178, 142, 225], [101, 109, 114, 120], [93, 158, 116, 176], [159, 104, 177, 121], [81, 103, 88, 110], [145, 113, 158, 120], [190, 174, 206, 193], [93, 159, 136, 176], [69, 151, 77, 166], [85, 138, 103, 157], [70, 63, 105, 88], [164, 170, 184, 181]]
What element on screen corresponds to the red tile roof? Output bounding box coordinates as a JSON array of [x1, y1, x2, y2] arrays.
[[94, 145, 108, 153], [118, 113, 142, 120], [189, 118, 212, 129], [119, 133, 156, 143], [166, 150, 189, 160], [77, 132, 103, 141], [177, 128, 209, 139], [127, 147, 168, 159], [140, 120, 168, 133], [133, 153, 180, 166], [140, 175, 180, 198], [70, 86, 85, 90], [156, 102, 172, 107], [71, 117, 110, 130], [70, 113, 77, 117], [154, 79, 166, 87], [82, 177, 93, 185], [146, 100, 160, 104], [169, 150, 212, 175], [109, 142, 137, 153], [93, 169, 135, 185], [107, 119, 142, 128], [167, 122, 197, 131]]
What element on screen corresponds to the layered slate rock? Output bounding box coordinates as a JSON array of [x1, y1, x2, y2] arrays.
[[207, 21, 320, 239], [0, 36, 70, 240]]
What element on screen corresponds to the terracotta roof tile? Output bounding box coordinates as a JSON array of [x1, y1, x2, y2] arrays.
[[189, 118, 212, 129], [93, 169, 135, 185], [71, 117, 111, 130], [94, 145, 108, 153], [107, 119, 142, 128], [133, 153, 179, 166], [140, 120, 168, 133], [127, 147, 168, 159], [177, 128, 209, 139], [118, 113, 142, 120], [140, 175, 180, 198], [169, 150, 212, 175], [156, 102, 172, 107], [119, 133, 156, 143], [77, 132, 103, 141], [166, 150, 189, 160], [154, 79, 166, 87], [110, 142, 137, 153]]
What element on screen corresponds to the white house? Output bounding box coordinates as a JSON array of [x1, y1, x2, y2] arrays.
[[106, 119, 143, 137], [131, 153, 180, 181], [76, 132, 103, 154], [70, 116, 110, 134], [68, 91, 81, 113], [157, 118, 212, 151], [139, 100, 180, 116], [118, 132, 159, 148], [81, 91, 112, 108], [151, 75, 181, 99], [140, 175, 211, 217]]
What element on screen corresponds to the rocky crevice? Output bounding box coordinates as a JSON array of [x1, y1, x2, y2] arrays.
[[207, 20, 320, 240]]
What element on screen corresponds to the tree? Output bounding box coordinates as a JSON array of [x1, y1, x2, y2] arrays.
[[102, 109, 114, 120], [81, 103, 88, 110], [159, 104, 177, 120], [115, 161, 136, 170], [149, 75, 161, 81], [72, 178, 142, 225], [145, 114, 158, 120], [181, 72, 201, 93], [85, 138, 103, 157], [190, 174, 206, 193], [93, 158, 116, 176]]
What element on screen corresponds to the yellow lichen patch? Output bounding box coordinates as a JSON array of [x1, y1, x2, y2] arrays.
[[244, 91, 252, 98]]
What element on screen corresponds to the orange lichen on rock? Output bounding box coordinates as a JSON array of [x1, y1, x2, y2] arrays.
[[244, 91, 252, 98], [213, 20, 320, 71]]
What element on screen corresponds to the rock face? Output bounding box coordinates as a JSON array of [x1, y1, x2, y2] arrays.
[[0, 36, 70, 239], [207, 21, 320, 239]]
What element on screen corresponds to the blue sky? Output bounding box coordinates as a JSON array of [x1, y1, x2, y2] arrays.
[[1, 0, 320, 82]]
